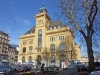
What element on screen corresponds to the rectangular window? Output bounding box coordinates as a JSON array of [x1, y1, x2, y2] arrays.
[[59, 36, 64, 40], [50, 44, 55, 50], [54, 37, 55, 41], [60, 44, 65, 50]]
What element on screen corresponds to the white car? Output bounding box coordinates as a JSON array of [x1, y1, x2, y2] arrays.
[[0, 72, 5, 75], [90, 71, 100, 75]]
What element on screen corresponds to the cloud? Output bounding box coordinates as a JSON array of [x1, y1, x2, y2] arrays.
[[15, 18, 30, 26], [23, 19, 30, 26]]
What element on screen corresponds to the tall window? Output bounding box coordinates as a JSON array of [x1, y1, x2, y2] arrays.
[[23, 47, 26, 53], [29, 46, 33, 52], [38, 30, 42, 47], [28, 56, 32, 62], [22, 56, 25, 63], [51, 55, 55, 63], [50, 44, 55, 50], [60, 43, 65, 50]]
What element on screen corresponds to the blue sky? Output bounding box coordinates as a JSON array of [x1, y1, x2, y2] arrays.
[[0, 0, 54, 45], [0, 0, 87, 56]]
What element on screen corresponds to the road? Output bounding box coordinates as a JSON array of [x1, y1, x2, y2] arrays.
[[11, 68, 79, 75]]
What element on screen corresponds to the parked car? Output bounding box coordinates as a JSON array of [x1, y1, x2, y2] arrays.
[[94, 62, 100, 67], [45, 65, 59, 71], [16, 66, 31, 72], [90, 71, 100, 75], [94, 67, 100, 71], [77, 64, 87, 72], [30, 65, 38, 70], [16, 65, 24, 72], [0, 65, 11, 75]]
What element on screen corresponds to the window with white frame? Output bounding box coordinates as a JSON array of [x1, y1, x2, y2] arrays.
[[50, 37, 55, 42], [50, 27, 52, 30], [59, 36, 64, 40], [50, 44, 55, 50], [54, 26, 56, 29], [58, 26, 61, 28], [29, 46, 33, 52]]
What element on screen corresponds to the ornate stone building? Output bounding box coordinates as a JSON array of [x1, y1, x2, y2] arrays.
[[18, 6, 81, 68]]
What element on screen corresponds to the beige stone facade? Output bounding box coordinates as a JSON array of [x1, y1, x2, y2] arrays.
[[18, 6, 81, 68]]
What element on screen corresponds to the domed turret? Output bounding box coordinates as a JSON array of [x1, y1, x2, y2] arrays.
[[39, 5, 48, 13]]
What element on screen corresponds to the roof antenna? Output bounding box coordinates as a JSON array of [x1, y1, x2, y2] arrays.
[[42, 0, 44, 7]]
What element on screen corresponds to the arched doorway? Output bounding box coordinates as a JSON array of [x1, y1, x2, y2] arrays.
[[60, 54, 67, 69], [22, 56, 25, 63], [36, 55, 41, 66], [50, 55, 55, 65]]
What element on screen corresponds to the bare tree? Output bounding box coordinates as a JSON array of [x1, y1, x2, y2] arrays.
[[50, 0, 100, 72]]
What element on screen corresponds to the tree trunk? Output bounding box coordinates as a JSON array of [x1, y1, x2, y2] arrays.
[[86, 36, 94, 73]]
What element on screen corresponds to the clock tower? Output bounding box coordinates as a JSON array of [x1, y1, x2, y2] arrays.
[[34, 5, 51, 52]]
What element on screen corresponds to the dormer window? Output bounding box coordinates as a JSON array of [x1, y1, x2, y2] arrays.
[[50, 27, 52, 30], [54, 27, 56, 29], [58, 26, 61, 28]]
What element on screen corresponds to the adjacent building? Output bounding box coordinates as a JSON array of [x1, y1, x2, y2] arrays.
[[18, 6, 81, 68], [0, 31, 10, 65], [8, 44, 19, 64]]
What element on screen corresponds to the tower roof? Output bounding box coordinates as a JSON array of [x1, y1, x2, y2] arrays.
[[39, 5, 48, 13]]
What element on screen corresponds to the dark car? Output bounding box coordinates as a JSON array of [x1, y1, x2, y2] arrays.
[[94, 67, 100, 71], [45, 65, 59, 71], [16, 66, 31, 72], [94, 62, 100, 67], [0, 65, 11, 75], [77, 64, 87, 72]]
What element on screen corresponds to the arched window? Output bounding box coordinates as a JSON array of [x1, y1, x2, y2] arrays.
[[50, 55, 55, 63], [60, 54, 66, 60], [60, 43, 65, 50], [29, 46, 33, 52], [28, 56, 32, 62], [38, 30, 42, 47], [23, 47, 26, 53], [22, 56, 25, 63]]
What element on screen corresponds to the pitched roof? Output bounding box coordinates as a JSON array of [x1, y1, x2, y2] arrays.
[[24, 20, 66, 35], [48, 20, 66, 30], [24, 26, 35, 35], [0, 30, 8, 36]]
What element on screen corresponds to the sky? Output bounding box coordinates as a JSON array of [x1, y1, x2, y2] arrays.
[[0, 0, 54, 45], [0, 0, 87, 56]]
